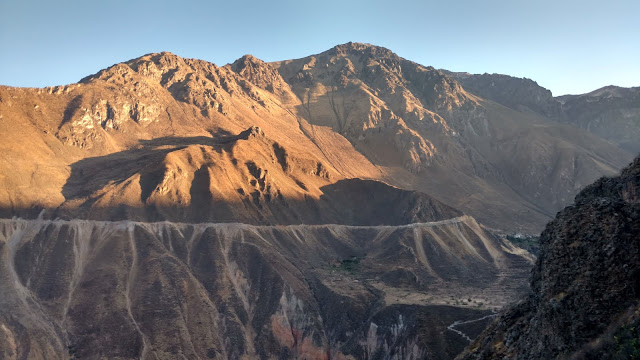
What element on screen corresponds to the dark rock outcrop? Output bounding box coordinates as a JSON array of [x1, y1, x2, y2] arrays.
[[458, 156, 640, 359]]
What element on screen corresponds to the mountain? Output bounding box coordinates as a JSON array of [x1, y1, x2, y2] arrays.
[[447, 72, 640, 154], [0, 43, 633, 232], [457, 156, 640, 359], [0, 42, 637, 359], [0, 52, 379, 224], [557, 86, 640, 154], [271, 43, 632, 232]]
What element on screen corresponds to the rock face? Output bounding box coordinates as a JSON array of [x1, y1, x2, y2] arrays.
[[457, 156, 640, 359], [0, 216, 532, 360]]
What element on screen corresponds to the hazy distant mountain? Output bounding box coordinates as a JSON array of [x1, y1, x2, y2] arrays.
[[447, 71, 640, 154], [442, 71, 562, 118], [0, 42, 636, 359], [557, 86, 640, 153]]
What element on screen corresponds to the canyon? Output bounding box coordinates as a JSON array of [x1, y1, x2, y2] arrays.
[[0, 42, 637, 359]]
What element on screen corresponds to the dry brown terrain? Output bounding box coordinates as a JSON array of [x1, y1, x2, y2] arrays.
[[0, 216, 532, 359], [0, 42, 636, 359]]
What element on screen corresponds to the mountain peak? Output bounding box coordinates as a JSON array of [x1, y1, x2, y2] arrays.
[[229, 53, 293, 96], [584, 85, 637, 98], [325, 42, 398, 59], [137, 51, 180, 60], [230, 54, 268, 70], [126, 51, 193, 72], [79, 51, 194, 84], [334, 41, 385, 50]]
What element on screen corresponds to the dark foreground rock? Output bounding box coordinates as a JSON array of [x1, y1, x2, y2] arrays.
[[458, 156, 640, 360]]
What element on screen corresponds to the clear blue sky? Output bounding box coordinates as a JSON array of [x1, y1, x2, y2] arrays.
[[1, 0, 638, 95]]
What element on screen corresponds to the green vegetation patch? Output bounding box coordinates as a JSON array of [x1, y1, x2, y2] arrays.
[[615, 324, 640, 359], [506, 234, 540, 256], [332, 256, 361, 274]]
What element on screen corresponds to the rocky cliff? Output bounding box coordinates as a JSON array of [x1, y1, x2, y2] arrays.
[[457, 156, 640, 359]]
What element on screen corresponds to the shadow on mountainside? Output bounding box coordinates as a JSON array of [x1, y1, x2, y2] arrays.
[[62, 176, 464, 225], [61, 132, 239, 203], [4, 127, 465, 225]]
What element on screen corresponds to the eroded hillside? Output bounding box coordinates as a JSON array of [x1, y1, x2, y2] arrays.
[[0, 216, 532, 359]]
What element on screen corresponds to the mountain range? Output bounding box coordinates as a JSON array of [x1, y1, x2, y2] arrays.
[[1, 42, 637, 232], [0, 42, 638, 359]]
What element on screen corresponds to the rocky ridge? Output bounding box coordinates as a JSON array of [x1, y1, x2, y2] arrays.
[[447, 71, 640, 154], [557, 86, 640, 154], [443, 71, 562, 118]]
